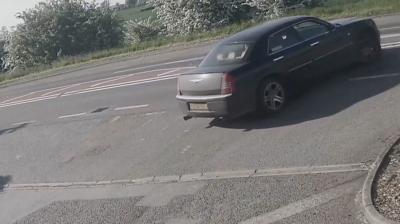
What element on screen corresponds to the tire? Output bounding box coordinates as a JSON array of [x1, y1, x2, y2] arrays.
[[358, 36, 381, 64], [257, 78, 287, 114]]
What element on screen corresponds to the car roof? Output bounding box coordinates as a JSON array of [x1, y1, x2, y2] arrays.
[[221, 16, 317, 44]]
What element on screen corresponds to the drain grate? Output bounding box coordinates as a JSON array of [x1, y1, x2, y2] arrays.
[[91, 107, 109, 113]]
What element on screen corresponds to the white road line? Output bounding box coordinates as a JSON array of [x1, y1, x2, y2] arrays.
[[157, 68, 180, 77], [145, 111, 166, 116], [90, 68, 173, 88], [41, 84, 80, 97], [110, 116, 121, 123], [67, 75, 177, 94], [380, 26, 400, 31], [382, 41, 400, 47], [58, 112, 87, 119], [157, 66, 196, 77], [114, 104, 149, 111], [240, 179, 360, 224], [349, 73, 400, 81], [12, 120, 37, 126], [113, 56, 204, 74], [382, 44, 400, 49], [0, 95, 58, 108], [62, 76, 178, 97], [381, 33, 400, 39], [0, 92, 36, 104]]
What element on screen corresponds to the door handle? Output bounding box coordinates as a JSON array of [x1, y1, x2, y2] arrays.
[[310, 41, 320, 47], [273, 56, 284, 62]]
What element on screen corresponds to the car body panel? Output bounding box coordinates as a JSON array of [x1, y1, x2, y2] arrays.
[[177, 16, 381, 118]]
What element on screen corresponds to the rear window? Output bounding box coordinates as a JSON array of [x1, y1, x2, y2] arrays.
[[200, 43, 252, 67]]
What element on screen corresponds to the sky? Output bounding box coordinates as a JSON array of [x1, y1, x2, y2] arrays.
[[0, 0, 125, 28]]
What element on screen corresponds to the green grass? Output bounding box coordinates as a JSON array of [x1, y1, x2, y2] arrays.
[[1, 0, 400, 86], [290, 0, 400, 19], [117, 5, 155, 21]]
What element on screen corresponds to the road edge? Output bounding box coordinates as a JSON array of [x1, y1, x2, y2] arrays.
[[362, 136, 400, 224]]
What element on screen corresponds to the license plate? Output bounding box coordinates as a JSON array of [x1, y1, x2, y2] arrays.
[[189, 103, 208, 111]]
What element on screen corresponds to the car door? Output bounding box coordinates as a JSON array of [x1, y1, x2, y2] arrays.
[[292, 20, 351, 75], [267, 26, 315, 83]]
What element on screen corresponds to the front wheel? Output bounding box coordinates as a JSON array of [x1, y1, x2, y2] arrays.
[[257, 78, 287, 114], [359, 37, 381, 63]]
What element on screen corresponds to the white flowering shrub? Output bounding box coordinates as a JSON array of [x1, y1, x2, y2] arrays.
[[245, 0, 286, 19], [124, 18, 163, 45], [0, 28, 11, 72], [148, 0, 246, 36]]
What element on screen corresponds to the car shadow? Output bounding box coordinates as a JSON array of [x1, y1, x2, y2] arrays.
[[0, 123, 29, 136], [209, 47, 400, 131], [0, 175, 12, 192]]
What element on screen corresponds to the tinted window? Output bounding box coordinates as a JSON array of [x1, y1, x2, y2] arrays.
[[268, 27, 302, 54], [293, 21, 330, 40], [200, 43, 252, 66]]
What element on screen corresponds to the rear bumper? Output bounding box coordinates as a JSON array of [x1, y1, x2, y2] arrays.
[[176, 94, 233, 118]]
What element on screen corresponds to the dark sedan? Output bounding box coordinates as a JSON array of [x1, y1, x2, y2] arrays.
[[177, 16, 381, 119]]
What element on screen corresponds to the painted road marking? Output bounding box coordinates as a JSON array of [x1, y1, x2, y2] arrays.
[[349, 73, 400, 81], [0, 95, 58, 108], [112, 56, 203, 74], [381, 33, 400, 39], [0, 92, 36, 104], [145, 111, 166, 116], [157, 66, 196, 77], [41, 84, 80, 97], [58, 112, 87, 119], [380, 26, 400, 31], [12, 120, 37, 126], [90, 68, 173, 88], [240, 177, 362, 224], [0, 74, 177, 109], [382, 41, 400, 47], [157, 68, 181, 77], [114, 104, 149, 111], [382, 42, 400, 49], [62, 76, 178, 97], [110, 116, 121, 123]]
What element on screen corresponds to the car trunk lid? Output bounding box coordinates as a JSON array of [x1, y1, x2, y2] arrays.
[[178, 73, 223, 96]]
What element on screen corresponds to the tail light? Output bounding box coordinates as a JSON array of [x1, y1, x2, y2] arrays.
[[221, 73, 236, 95]]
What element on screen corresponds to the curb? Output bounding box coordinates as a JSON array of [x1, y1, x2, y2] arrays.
[[362, 136, 400, 224], [3, 163, 369, 191]]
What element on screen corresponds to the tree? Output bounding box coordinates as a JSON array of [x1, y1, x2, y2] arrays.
[[0, 27, 11, 72], [123, 18, 162, 45], [244, 0, 286, 19], [149, 0, 246, 36], [8, 0, 124, 69]]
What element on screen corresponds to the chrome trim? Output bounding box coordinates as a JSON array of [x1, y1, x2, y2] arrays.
[[176, 94, 232, 101], [273, 56, 284, 62], [289, 61, 313, 72], [310, 41, 320, 47]]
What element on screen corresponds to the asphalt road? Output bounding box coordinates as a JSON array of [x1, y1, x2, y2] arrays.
[[1, 15, 400, 224]]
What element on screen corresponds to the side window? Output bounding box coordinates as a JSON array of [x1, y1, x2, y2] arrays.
[[293, 21, 329, 40], [268, 27, 302, 54]]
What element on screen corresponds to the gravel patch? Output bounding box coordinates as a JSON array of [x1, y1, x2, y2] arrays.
[[373, 143, 400, 222]]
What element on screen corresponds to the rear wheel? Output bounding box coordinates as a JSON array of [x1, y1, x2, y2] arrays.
[[257, 78, 287, 114], [359, 36, 381, 63]]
